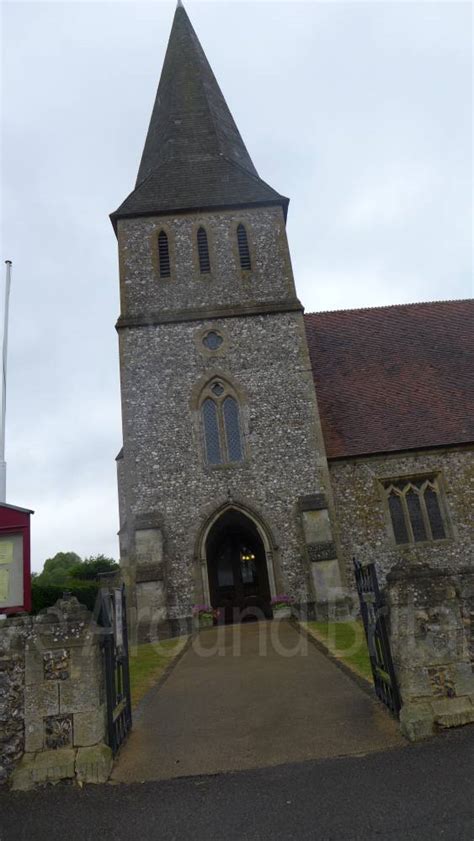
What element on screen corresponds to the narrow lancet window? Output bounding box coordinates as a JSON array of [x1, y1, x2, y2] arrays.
[[200, 382, 244, 466], [237, 224, 251, 270], [158, 230, 171, 278], [223, 396, 243, 462], [202, 399, 222, 465], [197, 227, 211, 273]]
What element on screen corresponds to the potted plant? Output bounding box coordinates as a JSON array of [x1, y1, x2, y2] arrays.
[[271, 594, 294, 619], [193, 604, 215, 629]]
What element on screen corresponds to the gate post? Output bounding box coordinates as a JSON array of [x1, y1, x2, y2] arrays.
[[6, 595, 113, 790], [386, 563, 474, 741]]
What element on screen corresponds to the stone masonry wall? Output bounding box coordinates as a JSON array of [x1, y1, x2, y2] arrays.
[[116, 204, 343, 632], [0, 598, 112, 789], [117, 206, 296, 318], [386, 564, 474, 741], [0, 619, 26, 784], [119, 309, 336, 619], [329, 447, 474, 590]]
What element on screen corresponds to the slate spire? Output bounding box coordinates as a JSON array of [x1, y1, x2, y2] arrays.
[[111, 4, 288, 225]]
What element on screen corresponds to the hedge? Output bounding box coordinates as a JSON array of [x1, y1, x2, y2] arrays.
[[31, 580, 101, 614]]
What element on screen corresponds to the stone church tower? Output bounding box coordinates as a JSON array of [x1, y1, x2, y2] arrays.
[[111, 4, 344, 638]]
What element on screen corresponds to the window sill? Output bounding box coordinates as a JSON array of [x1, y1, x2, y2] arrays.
[[204, 460, 248, 472], [155, 274, 176, 283], [392, 537, 453, 550]]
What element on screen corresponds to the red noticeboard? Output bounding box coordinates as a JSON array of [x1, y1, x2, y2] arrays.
[[0, 503, 33, 615]]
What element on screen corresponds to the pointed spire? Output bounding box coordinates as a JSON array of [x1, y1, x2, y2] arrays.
[[111, 4, 288, 225]]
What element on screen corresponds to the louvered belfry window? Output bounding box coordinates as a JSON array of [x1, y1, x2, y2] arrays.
[[158, 230, 171, 278], [237, 224, 251, 270], [385, 476, 447, 545], [201, 381, 244, 466], [197, 227, 211, 273]]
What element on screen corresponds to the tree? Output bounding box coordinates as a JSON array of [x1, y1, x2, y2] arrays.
[[37, 552, 82, 585], [69, 554, 118, 581]]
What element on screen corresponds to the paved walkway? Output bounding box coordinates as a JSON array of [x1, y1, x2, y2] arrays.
[[111, 621, 404, 783]]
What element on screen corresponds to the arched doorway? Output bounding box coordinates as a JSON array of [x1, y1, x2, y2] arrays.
[[205, 509, 272, 623]]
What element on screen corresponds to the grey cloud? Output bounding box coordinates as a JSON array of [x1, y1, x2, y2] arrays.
[[2, 2, 471, 569]]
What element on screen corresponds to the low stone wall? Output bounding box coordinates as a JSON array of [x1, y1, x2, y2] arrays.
[[0, 597, 112, 789], [386, 564, 474, 741], [0, 619, 26, 784]]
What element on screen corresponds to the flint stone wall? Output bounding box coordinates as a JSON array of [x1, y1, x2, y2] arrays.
[[386, 564, 474, 741], [118, 312, 331, 610], [0, 597, 112, 789], [329, 447, 473, 589], [117, 206, 295, 317], [0, 619, 26, 784], [117, 206, 343, 636]]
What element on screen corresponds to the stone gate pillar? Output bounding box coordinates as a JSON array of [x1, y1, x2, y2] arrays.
[[0, 596, 113, 789], [386, 564, 474, 741]]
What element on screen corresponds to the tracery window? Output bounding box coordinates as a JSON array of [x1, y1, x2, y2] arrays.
[[201, 380, 244, 465], [197, 227, 211, 273], [237, 223, 251, 270], [384, 476, 448, 545], [202, 330, 223, 351], [157, 230, 171, 278]]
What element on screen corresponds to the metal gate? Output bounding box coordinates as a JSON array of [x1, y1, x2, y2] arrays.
[[353, 558, 401, 717], [98, 585, 132, 755]]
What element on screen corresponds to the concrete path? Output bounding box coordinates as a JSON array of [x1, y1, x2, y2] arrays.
[[111, 621, 404, 783]]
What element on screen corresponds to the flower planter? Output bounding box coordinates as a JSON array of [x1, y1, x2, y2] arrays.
[[198, 614, 214, 629], [193, 604, 216, 630], [272, 606, 292, 620], [270, 594, 294, 619]]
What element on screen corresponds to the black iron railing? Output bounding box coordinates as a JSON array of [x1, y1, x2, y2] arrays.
[[353, 558, 401, 718], [98, 584, 132, 755]]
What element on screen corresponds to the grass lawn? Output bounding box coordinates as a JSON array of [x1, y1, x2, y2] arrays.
[[303, 621, 373, 683], [128, 637, 189, 709]]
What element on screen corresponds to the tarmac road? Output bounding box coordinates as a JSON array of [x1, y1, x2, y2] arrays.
[[1, 726, 473, 841]]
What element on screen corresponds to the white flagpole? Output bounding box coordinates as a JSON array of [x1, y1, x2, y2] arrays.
[[0, 260, 12, 503]]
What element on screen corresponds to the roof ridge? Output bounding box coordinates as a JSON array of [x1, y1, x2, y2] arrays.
[[222, 156, 288, 202], [130, 149, 286, 206], [304, 298, 474, 317], [168, 5, 227, 177]]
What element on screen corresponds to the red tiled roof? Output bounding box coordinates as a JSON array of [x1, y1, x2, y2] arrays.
[[304, 300, 474, 459]]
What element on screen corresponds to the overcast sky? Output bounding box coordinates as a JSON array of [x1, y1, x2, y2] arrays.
[[1, 1, 472, 571]]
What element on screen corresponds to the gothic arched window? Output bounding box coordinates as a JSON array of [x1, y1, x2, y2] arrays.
[[197, 227, 211, 274], [201, 380, 244, 465], [237, 224, 251, 270], [158, 230, 171, 278], [384, 476, 447, 545]]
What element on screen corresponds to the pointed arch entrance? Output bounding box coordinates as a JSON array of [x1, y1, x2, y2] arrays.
[[202, 507, 275, 623]]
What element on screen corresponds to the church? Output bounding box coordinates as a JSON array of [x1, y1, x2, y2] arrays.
[[111, 4, 473, 639]]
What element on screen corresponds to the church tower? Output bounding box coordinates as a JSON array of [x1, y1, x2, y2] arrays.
[[112, 4, 344, 638]]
